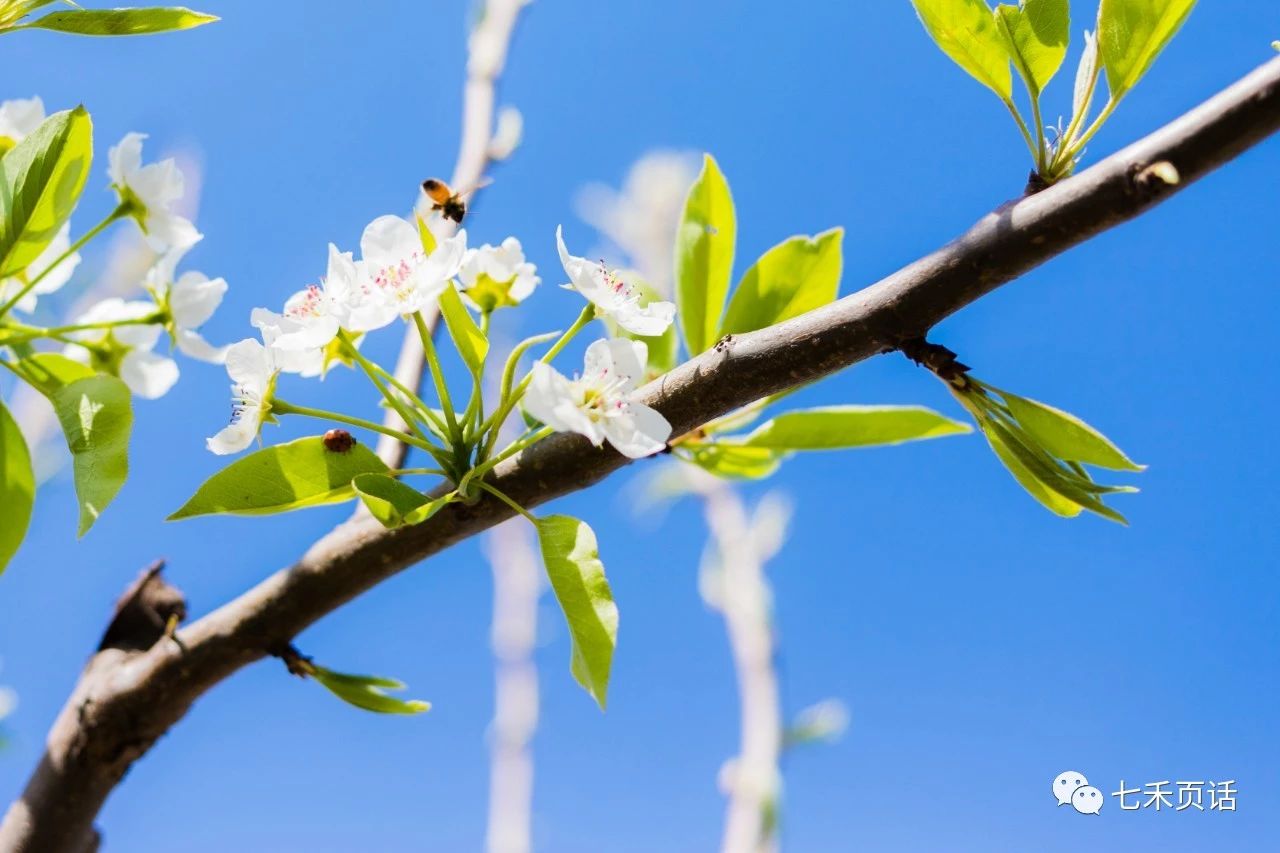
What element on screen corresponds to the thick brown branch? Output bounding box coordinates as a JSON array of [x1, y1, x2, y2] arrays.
[[4, 56, 1279, 853]]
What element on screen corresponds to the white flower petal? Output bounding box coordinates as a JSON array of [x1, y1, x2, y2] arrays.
[[121, 350, 179, 399], [169, 272, 226, 329], [613, 299, 676, 337], [360, 215, 420, 269], [0, 96, 45, 143], [223, 338, 273, 388], [207, 418, 259, 456], [603, 403, 671, 459], [176, 329, 227, 364], [108, 132, 145, 188]]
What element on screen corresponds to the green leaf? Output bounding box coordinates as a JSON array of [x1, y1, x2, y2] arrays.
[[718, 229, 843, 338], [310, 665, 430, 715], [681, 442, 787, 480], [741, 405, 972, 450], [675, 154, 735, 355], [910, 0, 1013, 100], [11, 354, 131, 535], [1002, 392, 1144, 471], [21, 7, 218, 36], [982, 416, 1128, 523], [995, 0, 1070, 96], [981, 417, 1083, 517], [1098, 0, 1198, 99], [437, 282, 488, 377], [0, 399, 35, 575], [537, 515, 618, 710], [416, 214, 438, 254], [352, 473, 452, 529], [169, 435, 388, 520], [0, 107, 92, 278], [599, 273, 678, 379]]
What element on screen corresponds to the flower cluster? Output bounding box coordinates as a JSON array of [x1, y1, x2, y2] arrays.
[[0, 99, 228, 401], [208, 209, 675, 463]]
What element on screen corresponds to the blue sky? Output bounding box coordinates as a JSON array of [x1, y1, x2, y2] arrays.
[[2, 1, 1278, 850]]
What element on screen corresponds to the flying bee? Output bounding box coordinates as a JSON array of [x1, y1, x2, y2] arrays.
[[421, 176, 491, 224]]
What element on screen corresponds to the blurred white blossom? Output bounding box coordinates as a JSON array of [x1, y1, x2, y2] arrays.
[[575, 151, 699, 298], [108, 132, 201, 252]]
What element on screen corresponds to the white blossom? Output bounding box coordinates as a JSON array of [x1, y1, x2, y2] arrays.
[[523, 338, 670, 459], [458, 236, 539, 311], [0, 95, 44, 148], [145, 246, 227, 363], [0, 222, 81, 313], [108, 132, 201, 252], [556, 226, 674, 336], [66, 298, 177, 399], [207, 338, 279, 455], [361, 214, 466, 317]]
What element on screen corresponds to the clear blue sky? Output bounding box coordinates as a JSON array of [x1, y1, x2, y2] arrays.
[[2, 1, 1278, 850]]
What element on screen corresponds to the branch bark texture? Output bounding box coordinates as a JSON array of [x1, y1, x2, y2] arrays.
[[4, 55, 1279, 853]]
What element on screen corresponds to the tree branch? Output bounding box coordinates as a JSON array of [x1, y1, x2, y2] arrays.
[[5, 55, 1279, 853]]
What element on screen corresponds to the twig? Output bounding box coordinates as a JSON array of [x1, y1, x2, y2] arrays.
[[375, 0, 528, 468], [4, 55, 1279, 853]]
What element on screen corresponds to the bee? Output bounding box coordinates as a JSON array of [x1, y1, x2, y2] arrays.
[[421, 176, 491, 224], [323, 428, 356, 453]]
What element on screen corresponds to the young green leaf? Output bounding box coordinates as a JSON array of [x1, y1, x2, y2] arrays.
[[1001, 392, 1143, 471], [12, 354, 133, 535], [437, 282, 488, 377], [718, 229, 843, 338], [416, 214, 438, 254], [675, 154, 735, 355], [310, 665, 430, 715], [0, 107, 92, 278], [0, 399, 35, 575], [681, 442, 788, 480], [740, 405, 971, 450], [170, 436, 389, 520], [352, 473, 452, 529], [599, 273, 679, 379], [910, 0, 1013, 100], [20, 7, 218, 36], [537, 515, 618, 710], [980, 417, 1084, 517], [994, 0, 1070, 97], [56, 375, 133, 535], [1098, 0, 1198, 100]]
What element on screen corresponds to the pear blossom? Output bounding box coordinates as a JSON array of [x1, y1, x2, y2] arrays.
[[458, 236, 539, 312], [207, 338, 280, 455], [108, 132, 201, 252], [65, 298, 178, 399], [0, 96, 44, 150], [144, 246, 227, 363], [361, 215, 466, 317], [252, 244, 358, 355], [0, 222, 81, 313], [523, 338, 671, 459], [556, 226, 675, 336]]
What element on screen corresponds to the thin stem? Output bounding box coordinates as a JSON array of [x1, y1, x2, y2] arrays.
[[1029, 93, 1047, 174], [458, 424, 551, 495], [339, 331, 429, 443], [1002, 97, 1040, 163], [1060, 97, 1119, 169], [0, 204, 127, 319], [273, 399, 436, 453], [389, 467, 449, 478], [4, 315, 162, 345], [415, 311, 461, 443], [368, 359, 450, 437], [538, 304, 594, 366], [476, 481, 537, 525]]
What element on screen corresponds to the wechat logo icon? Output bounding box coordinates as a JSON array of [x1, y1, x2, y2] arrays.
[[1054, 770, 1103, 815]]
